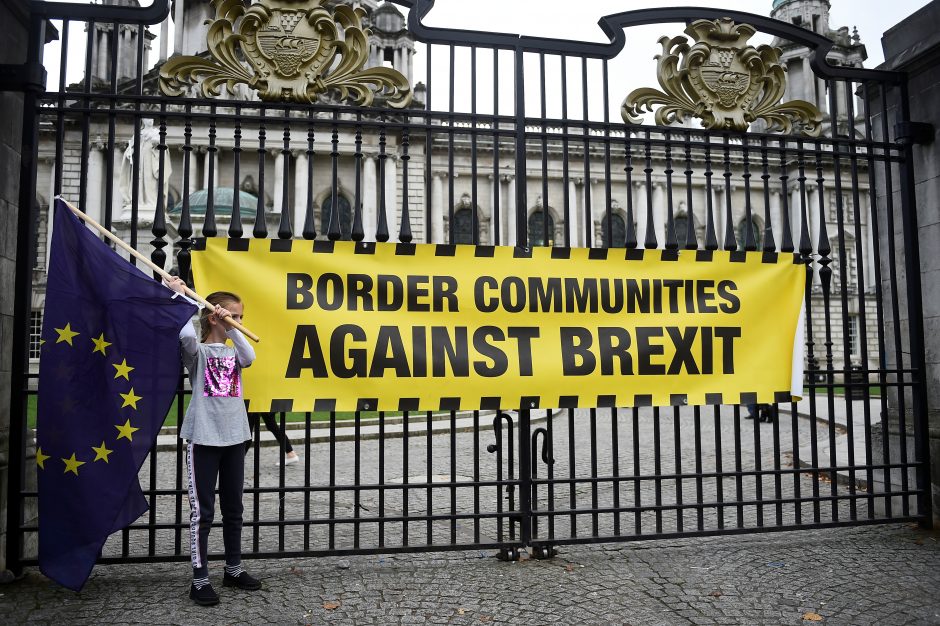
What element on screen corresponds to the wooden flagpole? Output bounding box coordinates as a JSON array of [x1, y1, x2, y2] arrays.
[[58, 198, 261, 343]]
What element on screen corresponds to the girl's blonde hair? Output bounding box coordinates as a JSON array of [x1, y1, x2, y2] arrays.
[[200, 291, 242, 342]]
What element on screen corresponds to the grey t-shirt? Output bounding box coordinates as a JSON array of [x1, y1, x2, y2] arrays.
[[179, 323, 254, 446]]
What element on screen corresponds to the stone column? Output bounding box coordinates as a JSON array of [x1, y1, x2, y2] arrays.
[[802, 57, 813, 103], [272, 151, 284, 215], [86, 143, 105, 226], [505, 175, 516, 247], [385, 155, 398, 237], [187, 147, 200, 196], [652, 181, 666, 248], [363, 153, 377, 240], [770, 190, 782, 252], [864, 192, 876, 290], [293, 150, 308, 235], [112, 145, 124, 213], [568, 178, 581, 248], [159, 15, 169, 63], [174, 0, 185, 56], [634, 182, 648, 246], [97, 29, 109, 80], [790, 183, 803, 249], [808, 186, 819, 254], [714, 186, 725, 247], [431, 171, 445, 244], [44, 158, 56, 273]]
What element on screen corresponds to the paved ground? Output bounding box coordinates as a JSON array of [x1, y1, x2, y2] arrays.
[[6, 398, 935, 624], [1, 523, 939, 625]]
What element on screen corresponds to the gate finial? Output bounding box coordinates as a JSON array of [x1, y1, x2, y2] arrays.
[[622, 18, 822, 136], [159, 0, 412, 107]]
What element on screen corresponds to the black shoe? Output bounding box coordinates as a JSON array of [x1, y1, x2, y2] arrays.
[[190, 582, 220, 606], [223, 571, 262, 591]]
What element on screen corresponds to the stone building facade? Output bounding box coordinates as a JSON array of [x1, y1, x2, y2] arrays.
[[31, 0, 880, 379]]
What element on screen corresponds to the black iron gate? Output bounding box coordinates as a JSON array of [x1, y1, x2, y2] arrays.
[[5, 0, 931, 574]]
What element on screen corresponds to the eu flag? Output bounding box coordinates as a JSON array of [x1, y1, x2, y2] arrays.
[[37, 199, 197, 590]]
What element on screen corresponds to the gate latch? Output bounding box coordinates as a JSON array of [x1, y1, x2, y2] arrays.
[[895, 121, 934, 146], [0, 63, 46, 93]]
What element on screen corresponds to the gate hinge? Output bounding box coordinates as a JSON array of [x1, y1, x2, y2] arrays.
[[895, 121, 935, 146], [0, 63, 46, 94]]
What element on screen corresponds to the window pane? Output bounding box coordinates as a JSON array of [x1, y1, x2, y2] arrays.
[[602, 214, 626, 248], [528, 211, 554, 248], [321, 194, 353, 240], [453, 208, 474, 244]]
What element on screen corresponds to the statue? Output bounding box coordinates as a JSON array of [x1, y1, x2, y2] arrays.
[[120, 119, 169, 218]]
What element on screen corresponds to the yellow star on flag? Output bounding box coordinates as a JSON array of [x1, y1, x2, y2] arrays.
[[36, 447, 50, 470], [120, 388, 142, 409], [115, 419, 140, 441], [112, 359, 134, 380], [91, 333, 112, 356], [91, 441, 113, 463], [54, 323, 79, 346], [62, 453, 86, 476], [39, 339, 46, 346]]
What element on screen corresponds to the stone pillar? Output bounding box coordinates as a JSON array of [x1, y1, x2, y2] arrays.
[[272, 151, 284, 214], [864, 192, 876, 290], [790, 184, 803, 249], [86, 143, 105, 226], [652, 181, 666, 248], [44, 159, 56, 273], [363, 153, 377, 240], [808, 187, 819, 254], [770, 190, 782, 252], [867, 2, 940, 524], [568, 178, 581, 248], [505, 175, 516, 247], [174, 0, 185, 56], [634, 182, 648, 246], [802, 56, 813, 103], [431, 172, 445, 244], [714, 186, 725, 247], [385, 155, 398, 237], [112, 146, 124, 212], [98, 29, 109, 80], [187, 147, 200, 196], [159, 15, 169, 63], [293, 150, 308, 235]]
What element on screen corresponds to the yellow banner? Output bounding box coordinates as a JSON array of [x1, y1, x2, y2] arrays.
[[192, 239, 805, 412]]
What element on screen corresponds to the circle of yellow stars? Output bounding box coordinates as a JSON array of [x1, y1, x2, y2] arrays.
[[37, 323, 146, 476]]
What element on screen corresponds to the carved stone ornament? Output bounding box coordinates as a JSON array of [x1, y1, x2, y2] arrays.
[[159, 0, 412, 107], [621, 18, 822, 136]]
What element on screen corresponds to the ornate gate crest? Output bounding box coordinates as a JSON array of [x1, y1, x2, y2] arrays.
[[159, 0, 412, 107], [621, 18, 822, 135]]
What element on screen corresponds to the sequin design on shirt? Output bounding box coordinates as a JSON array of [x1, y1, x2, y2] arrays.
[[203, 356, 241, 397]]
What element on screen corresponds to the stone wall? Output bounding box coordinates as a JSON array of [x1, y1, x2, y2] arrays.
[[0, 0, 30, 577], [870, 0, 940, 525]]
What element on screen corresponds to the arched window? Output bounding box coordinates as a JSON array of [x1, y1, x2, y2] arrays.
[[528, 210, 554, 248], [736, 217, 762, 250], [602, 213, 627, 248], [452, 208, 474, 244], [673, 214, 695, 248], [321, 194, 353, 240]]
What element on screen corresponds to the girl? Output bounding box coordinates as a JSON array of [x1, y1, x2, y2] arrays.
[[165, 277, 262, 606]]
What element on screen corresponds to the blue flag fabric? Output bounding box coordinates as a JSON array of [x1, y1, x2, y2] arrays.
[[37, 199, 197, 590]]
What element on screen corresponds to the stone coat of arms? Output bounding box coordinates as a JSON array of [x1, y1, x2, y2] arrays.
[[160, 0, 412, 107], [622, 18, 822, 135]]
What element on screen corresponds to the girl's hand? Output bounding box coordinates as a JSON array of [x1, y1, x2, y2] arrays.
[[213, 305, 232, 322], [163, 276, 186, 294]]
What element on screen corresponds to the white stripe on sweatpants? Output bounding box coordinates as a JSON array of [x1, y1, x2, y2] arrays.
[[186, 442, 202, 569]]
